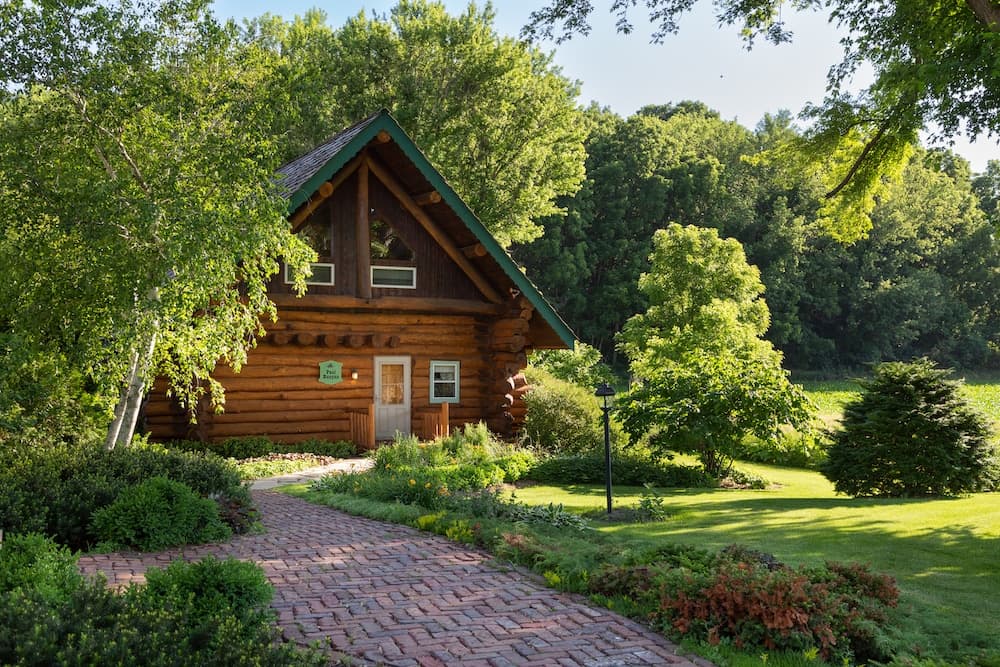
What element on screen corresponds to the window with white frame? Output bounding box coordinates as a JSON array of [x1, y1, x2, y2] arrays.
[[371, 265, 416, 289], [429, 360, 459, 403], [285, 262, 335, 285]]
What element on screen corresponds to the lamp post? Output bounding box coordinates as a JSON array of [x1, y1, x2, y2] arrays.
[[594, 382, 615, 515]]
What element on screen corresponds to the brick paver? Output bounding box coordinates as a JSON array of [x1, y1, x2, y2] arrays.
[[78, 491, 709, 666]]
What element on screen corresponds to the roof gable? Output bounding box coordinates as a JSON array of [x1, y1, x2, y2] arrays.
[[277, 110, 575, 349]]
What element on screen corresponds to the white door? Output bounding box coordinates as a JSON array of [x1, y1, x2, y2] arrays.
[[374, 356, 411, 440]]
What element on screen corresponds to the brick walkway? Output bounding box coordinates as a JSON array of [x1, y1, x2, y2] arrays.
[[78, 491, 709, 667]]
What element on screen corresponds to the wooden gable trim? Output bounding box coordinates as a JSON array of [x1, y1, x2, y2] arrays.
[[365, 155, 503, 304], [289, 154, 364, 232]]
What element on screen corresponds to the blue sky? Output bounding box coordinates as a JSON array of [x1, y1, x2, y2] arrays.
[[213, 1, 998, 173]]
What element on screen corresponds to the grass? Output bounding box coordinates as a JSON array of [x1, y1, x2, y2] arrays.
[[799, 370, 1000, 430], [514, 463, 1000, 662]]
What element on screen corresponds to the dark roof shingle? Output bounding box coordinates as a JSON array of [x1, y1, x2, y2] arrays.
[[276, 111, 382, 197]]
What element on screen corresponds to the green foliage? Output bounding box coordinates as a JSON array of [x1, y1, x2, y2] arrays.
[[0, 443, 250, 550], [525, 1, 1000, 242], [231, 454, 332, 481], [142, 557, 273, 629], [0, 1, 316, 446], [0, 563, 323, 666], [166, 437, 357, 460], [528, 341, 615, 387], [0, 533, 82, 605], [822, 360, 998, 497], [618, 225, 813, 477], [525, 453, 715, 488], [90, 477, 232, 552], [636, 484, 671, 522], [522, 367, 623, 455], [0, 333, 106, 450], [253, 0, 586, 246], [738, 435, 828, 470]]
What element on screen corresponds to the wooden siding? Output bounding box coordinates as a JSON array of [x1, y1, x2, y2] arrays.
[[146, 304, 534, 444]]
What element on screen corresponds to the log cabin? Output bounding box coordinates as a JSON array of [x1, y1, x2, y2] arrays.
[[145, 110, 574, 448]]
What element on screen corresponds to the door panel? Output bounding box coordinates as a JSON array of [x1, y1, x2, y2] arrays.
[[374, 356, 411, 440]]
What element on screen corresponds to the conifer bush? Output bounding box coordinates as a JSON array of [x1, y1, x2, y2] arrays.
[[822, 359, 998, 497]]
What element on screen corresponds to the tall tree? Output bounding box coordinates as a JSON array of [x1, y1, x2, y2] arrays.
[[617, 224, 812, 476], [0, 0, 313, 448], [523, 0, 1000, 241], [250, 1, 587, 246]]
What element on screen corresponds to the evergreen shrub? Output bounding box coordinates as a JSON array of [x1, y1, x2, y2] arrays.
[[0, 443, 251, 550], [0, 559, 323, 666], [0, 533, 82, 605], [822, 359, 998, 497], [90, 477, 232, 551]]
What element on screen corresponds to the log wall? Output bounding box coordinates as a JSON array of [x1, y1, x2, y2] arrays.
[[146, 301, 536, 445]]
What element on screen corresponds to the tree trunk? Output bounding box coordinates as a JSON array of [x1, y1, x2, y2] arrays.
[[105, 328, 158, 450], [104, 348, 140, 450]]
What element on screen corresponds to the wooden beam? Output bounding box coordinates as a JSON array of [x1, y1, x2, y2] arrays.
[[288, 154, 364, 232], [269, 293, 505, 316], [462, 243, 487, 258], [365, 156, 504, 303], [375, 130, 391, 143], [414, 190, 441, 206], [356, 160, 372, 299]]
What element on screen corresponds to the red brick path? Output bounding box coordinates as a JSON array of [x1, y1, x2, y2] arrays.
[[78, 491, 709, 666]]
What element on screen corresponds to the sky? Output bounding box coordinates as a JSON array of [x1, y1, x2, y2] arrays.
[[212, 0, 999, 173]]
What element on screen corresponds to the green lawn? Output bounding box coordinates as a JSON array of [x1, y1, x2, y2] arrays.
[[799, 371, 1000, 429], [514, 463, 1000, 661]]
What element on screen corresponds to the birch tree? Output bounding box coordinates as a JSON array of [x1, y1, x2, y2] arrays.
[[0, 0, 312, 448]]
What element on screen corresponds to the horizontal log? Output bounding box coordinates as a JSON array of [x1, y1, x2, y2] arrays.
[[414, 190, 441, 206], [207, 419, 349, 438], [209, 409, 349, 424], [271, 294, 505, 316], [295, 332, 318, 346], [271, 310, 483, 327]]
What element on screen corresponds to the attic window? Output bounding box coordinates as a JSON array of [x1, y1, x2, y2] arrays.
[[299, 217, 331, 257], [370, 219, 414, 261]]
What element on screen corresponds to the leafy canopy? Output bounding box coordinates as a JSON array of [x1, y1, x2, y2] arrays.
[[617, 224, 812, 476], [0, 0, 314, 420], [251, 0, 587, 246], [523, 0, 1000, 241]]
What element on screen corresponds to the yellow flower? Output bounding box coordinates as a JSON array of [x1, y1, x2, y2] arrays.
[[409, 478, 416, 486], [424, 482, 432, 489]]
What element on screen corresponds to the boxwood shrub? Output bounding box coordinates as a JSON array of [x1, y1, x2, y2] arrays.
[[91, 477, 232, 552]]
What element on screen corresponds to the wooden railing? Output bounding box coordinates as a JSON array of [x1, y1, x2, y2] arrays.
[[419, 402, 450, 440], [348, 403, 376, 451]]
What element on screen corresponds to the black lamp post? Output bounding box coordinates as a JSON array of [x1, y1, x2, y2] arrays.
[[594, 382, 616, 514]]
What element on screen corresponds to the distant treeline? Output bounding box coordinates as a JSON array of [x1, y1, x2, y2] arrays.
[[515, 102, 1000, 371]]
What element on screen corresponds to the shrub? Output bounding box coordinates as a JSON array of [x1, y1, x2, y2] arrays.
[[739, 433, 828, 469], [525, 453, 715, 488], [656, 557, 898, 663], [0, 567, 323, 666], [0, 443, 251, 550], [166, 436, 356, 459], [822, 359, 998, 497], [91, 477, 231, 551], [0, 533, 82, 605], [142, 557, 273, 628], [522, 367, 618, 455]]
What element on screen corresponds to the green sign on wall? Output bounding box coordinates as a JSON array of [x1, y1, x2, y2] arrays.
[[318, 360, 343, 385]]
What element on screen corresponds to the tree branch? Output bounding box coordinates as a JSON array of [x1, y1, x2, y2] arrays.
[[966, 0, 1000, 32], [824, 119, 889, 199]]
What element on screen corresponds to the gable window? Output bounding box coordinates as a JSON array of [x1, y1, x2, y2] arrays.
[[371, 265, 416, 289], [371, 219, 414, 261], [286, 216, 334, 285], [430, 360, 459, 403]]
